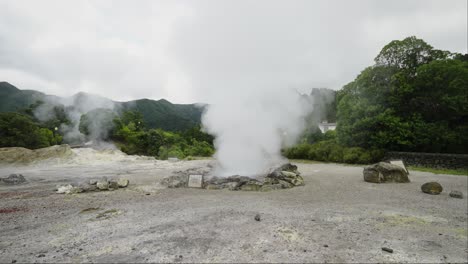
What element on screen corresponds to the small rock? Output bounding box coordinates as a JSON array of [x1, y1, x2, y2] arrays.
[[421, 182, 443, 195], [96, 178, 109, 190], [36, 253, 46, 258], [117, 178, 129, 188], [108, 181, 119, 190], [449, 190, 463, 199], [79, 182, 97, 192], [224, 182, 240, 191], [68, 187, 84, 194], [254, 214, 261, 221], [323, 244, 328, 248], [56, 185, 74, 194], [382, 247, 393, 253], [11, 260, 16, 263], [89, 179, 97, 185]]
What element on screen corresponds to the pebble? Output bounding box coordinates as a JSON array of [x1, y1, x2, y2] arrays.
[[382, 247, 393, 253], [449, 190, 463, 199], [254, 214, 261, 221], [323, 244, 328, 248]]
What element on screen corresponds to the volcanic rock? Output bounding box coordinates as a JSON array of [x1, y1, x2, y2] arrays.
[[79, 182, 97, 192], [96, 178, 109, 190], [421, 182, 443, 195], [363, 162, 410, 183], [449, 190, 463, 199], [254, 214, 261, 221], [0, 174, 27, 185], [240, 181, 263, 191], [57, 185, 74, 194], [161, 175, 188, 188], [108, 181, 119, 190], [117, 178, 129, 188]]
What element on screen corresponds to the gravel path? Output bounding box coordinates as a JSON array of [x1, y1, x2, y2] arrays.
[[1, 158, 467, 263]]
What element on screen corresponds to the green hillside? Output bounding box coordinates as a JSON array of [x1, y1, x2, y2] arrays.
[[120, 99, 204, 131], [0, 82, 203, 131], [0, 82, 49, 112]]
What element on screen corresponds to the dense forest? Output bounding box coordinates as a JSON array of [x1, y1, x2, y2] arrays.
[[285, 36, 468, 163], [1, 36, 467, 163]]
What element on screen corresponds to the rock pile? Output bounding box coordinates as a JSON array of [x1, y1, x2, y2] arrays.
[[162, 163, 304, 191], [363, 162, 410, 183], [204, 164, 304, 191], [56, 177, 130, 194]]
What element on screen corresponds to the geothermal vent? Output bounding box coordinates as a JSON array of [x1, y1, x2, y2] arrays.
[[161, 163, 304, 191]]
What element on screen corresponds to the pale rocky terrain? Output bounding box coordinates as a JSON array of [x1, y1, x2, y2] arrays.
[[0, 146, 467, 263]]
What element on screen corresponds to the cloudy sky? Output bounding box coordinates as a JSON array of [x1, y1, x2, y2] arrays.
[[0, 0, 466, 103]]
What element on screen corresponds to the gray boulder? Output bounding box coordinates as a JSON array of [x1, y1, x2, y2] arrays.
[[363, 162, 410, 183], [0, 174, 27, 185], [421, 182, 443, 195]]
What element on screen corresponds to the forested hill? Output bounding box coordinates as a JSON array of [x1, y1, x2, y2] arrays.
[[0, 82, 203, 131]]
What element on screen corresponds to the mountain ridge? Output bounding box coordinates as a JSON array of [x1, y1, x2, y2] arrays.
[[0, 82, 203, 131]]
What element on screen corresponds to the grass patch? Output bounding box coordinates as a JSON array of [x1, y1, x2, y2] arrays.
[[408, 166, 468, 176]]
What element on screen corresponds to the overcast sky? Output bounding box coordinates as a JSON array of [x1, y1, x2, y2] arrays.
[[0, 0, 466, 103]]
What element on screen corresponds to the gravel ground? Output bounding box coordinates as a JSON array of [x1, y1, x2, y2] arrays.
[[0, 154, 467, 263]]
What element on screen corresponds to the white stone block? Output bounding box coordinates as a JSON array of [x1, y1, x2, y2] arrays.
[[188, 174, 203, 188]]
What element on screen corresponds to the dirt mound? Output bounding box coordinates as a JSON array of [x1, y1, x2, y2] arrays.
[[0, 145, 75, 165]]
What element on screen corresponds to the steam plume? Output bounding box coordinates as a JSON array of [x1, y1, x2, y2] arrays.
[[202, 87, 312, 177]]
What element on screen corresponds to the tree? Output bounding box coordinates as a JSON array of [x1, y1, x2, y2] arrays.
[[336, 37, 467, 153], [374, 36, 449, 73], [0, 112, 62, 149]]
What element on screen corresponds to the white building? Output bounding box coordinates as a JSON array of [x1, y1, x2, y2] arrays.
[[318, 121, 336, 133]]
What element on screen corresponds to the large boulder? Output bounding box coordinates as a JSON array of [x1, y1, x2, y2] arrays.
[[363, 162, 410, 183]]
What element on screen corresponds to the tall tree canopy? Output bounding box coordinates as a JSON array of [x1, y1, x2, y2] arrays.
[[337, 36, 468, 153]]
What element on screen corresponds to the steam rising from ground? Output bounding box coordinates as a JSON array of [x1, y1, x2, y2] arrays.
[[33, 92, 119, 146], [203, 88, 311, 177]]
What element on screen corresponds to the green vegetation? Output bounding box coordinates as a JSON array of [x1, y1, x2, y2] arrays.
[[0, 82, 203, 132], [2, 36, 466, 166], [336, 36, 467, 153], [0, 112, 62, 149], [286, 36, 467, 164], [111, 111, 214, 159], [284, 131, 384, 164], [408, 166, 468, 176], [121, 99, 203, 131]]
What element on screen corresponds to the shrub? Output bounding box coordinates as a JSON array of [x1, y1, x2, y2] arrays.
[[343, 147, 364, 163]]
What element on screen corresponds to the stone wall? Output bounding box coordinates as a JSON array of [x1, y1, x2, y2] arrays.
[[384, 152, 468, 170]]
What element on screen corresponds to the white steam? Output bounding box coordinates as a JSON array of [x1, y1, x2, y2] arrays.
[[33, 92, 118, 145], [203, 88, 312, 177]]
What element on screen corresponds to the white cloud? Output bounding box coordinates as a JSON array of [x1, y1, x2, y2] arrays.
[[0, 0, 466, 103]]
